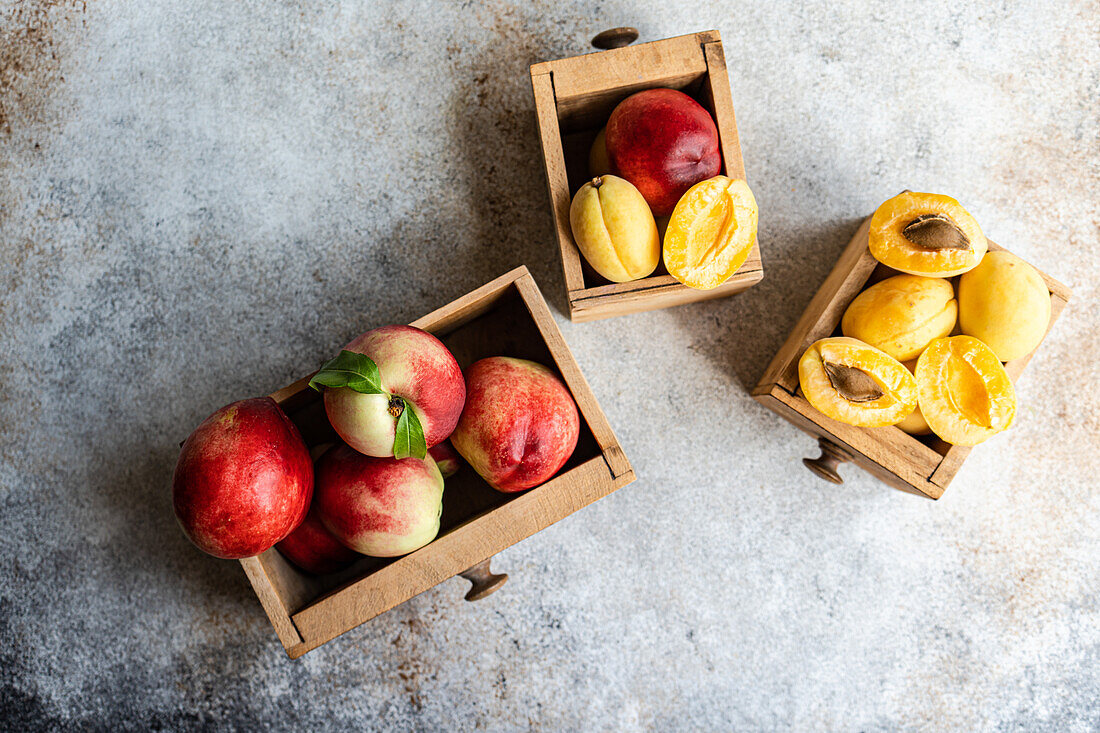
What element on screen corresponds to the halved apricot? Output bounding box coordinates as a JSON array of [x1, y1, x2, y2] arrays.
[[663, 176, 757, 290], [915, 336, 1016, 446], [868, 192, 987, 277], [798, 337, 918, 427]]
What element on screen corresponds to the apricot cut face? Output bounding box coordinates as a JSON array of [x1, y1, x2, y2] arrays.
[[841, 274, 957, 361], [798, 337, 918, 427], [868, 191, 987, 277], [663, 176, 758, 290], [915, 336, 1016, 446], [958, 251, 1051, 362]]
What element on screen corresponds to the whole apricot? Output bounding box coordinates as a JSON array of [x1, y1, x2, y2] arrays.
[[915, 336, 1016, 446], [569, 175, 660, 283], [798, 337, 918, 427], [589, 128, 611, 177], [958, 251, 1050, 362], [896, 360, 932, 435], [841, 274, 957, 361], [868, 191, 987, 277]]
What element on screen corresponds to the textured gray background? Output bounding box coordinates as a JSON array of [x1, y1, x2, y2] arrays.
[[2, 0, 1098, 730]]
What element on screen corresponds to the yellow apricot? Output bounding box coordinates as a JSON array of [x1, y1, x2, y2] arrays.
[[589, 128, 611, 177], [958, 251, 1050, 362], [663, 176, 757, 290], [868, 192, 987, 277], [896, 360, 932, 435], [915, 336, 1016, 446], [798, 337, 918, 427], [569, 175, 660, 283], [841, 274, 957, 361]]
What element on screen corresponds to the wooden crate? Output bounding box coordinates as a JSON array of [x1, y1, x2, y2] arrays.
[[752, 217, 1071, 499], [241, 267, 635, 657], [530, 29, 764, 322]]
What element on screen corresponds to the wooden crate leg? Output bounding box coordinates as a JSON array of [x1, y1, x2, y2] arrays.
[[459, 557, 509, 601], [803, 437, 852, 484]]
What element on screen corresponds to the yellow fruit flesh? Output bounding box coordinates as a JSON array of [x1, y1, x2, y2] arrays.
[[664, 176, 757, 290]]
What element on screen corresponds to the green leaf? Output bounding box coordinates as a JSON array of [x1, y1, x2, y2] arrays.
[[392, 400, 427, 460], [308, 350, 385, 394]]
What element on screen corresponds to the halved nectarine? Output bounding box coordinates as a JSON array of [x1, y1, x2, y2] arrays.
[[915, 336, 1016, 446], [868, 191, 987, 277], [663, 176, 757, 290]]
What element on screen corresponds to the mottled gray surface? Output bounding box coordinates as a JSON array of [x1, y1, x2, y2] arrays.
[[2, 0, 1098, 730]]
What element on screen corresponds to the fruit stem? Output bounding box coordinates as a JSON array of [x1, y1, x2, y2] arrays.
[[388, 396, 405, 419], [590, 177, 603, 188]]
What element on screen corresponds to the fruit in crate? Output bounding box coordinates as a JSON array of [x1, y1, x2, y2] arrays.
[[588, 127, 611, 177], [173, 398, 312, 559], [798, 337, 918, 427], [957, 251, 1051, 362], [569, 175, 660, 283], [314, 444, 444, 557], [896, 360, 932, 436], [428, 440, 462, 479], [451, 357, 580, 493], [311, 325, 465, 459], [868, 191, 987, 277], [915, 336, 1016, 446], [605, 88, 721, 217], [276, 506, 361, 575], [840, 274, 957, 361], [663, 176, 757, 290]]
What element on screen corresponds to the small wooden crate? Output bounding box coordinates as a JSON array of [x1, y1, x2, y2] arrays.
[[753, 217, 1071, 499], [530, 29, 764, 322], [241, 267, 635, 657]]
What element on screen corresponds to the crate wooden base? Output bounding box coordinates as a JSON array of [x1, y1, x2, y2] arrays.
[[242, 267, 635, 657], [531, 30, 764, 322], [753, 217, 1071, 499]]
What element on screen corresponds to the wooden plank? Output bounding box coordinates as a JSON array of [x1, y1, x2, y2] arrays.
[[701, 40, 746, 180], [570, 257, 764, 322], [755, 217, 877, 393], [530, 72, 586, 295], [409, 266, 526, 336], [239, 555, 305, 649], [768, 385, 942, 493], [755, 391, 941, 499], [513, 272, 633, 479], [291, 456, 626, 651]]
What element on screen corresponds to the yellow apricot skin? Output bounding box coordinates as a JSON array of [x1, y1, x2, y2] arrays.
[[663, 176, 758, 290], [842, 274, 957, 362], [958, 251, 1050, 362], [569, 175, 660, 283], [868, 191, 987, 277], [896, 360, 932, 435], [915, 336, 1017, 446], [798, 337, 918, 427], [589, 128, 611, 177]]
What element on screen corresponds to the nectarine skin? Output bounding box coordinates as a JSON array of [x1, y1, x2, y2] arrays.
[[324, 325, 465, 457], [315, 444, 444, 557], [451, 357, 580, 493], [428, 440, 462, 479], [605, 88, 721, 217], [275, 507, 361, 575], [173, 397, 312, 559]]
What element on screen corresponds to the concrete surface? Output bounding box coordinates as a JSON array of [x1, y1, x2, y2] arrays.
[[2, 0, 1098, 730]]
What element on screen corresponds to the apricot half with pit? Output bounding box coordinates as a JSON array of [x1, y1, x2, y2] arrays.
[[915, 335, 1016, 446], [868, 192, 987, 277], [958, 251, 1050, 362], [798, 337, 918, 427], [663, 176, 757, 290], [569, 175, 660, 283], [841, 274, 957, 362]]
